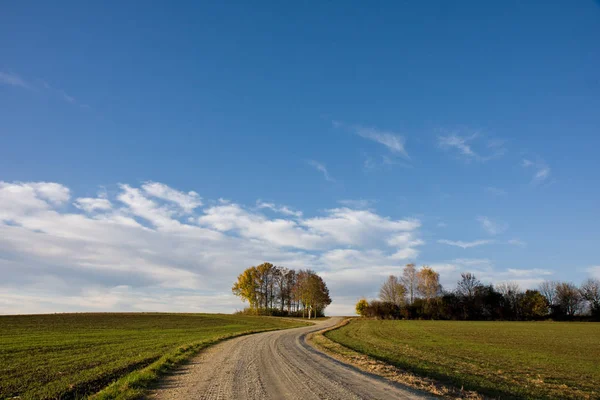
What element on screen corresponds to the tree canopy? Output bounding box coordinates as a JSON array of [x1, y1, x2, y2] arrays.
[[358, 264, 599, 321], [232, 263, 331, 318]]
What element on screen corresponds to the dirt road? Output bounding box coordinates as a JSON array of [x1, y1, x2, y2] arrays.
[[149, 317, 432, 400]]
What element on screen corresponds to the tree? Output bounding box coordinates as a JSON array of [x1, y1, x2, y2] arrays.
[[580, 278, 600, 317], [538, 281, 557, 308], [355, 298, 369, 317], [232, 266, 259, 310], [256, 262, 275, 310], [456, 273, 483, 299], [416, 266, 441, 301], [496, 282, 521, 320], [474, 285, 503, 320], [555, 282, 583, 317], [379, 275, 406, 306], [296, 269, 331, 319], [232, 264, 330, 317], [456, 273, 484, 320], [401, 264, 418, 304], [519, 290, 548, 320]]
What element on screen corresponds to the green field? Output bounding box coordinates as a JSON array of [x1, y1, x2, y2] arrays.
[[325, 319, 600, 400], [0, 313, 305, 400]]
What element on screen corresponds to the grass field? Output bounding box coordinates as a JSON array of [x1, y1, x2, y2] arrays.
[[325, 319, 600, 400], [0, 313, 306, 400]]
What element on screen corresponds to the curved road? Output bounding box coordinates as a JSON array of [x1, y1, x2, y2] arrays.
[[149, 317, 431, 400]]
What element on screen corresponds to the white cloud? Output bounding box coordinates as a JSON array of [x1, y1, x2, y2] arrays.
[[452, 258, 494, 268], [390, 247, 420, 260], [438, 133, 477, 157], [41, 80, 89, 108], [302, 208, 420, 247], [74, 198, 112, 212], [0, 71, 31, 88], [387, 232, 423, 247], [587, 266, 600, 279], [521, 158, 551, 184], [0, 179, 564, 316], [142, 181, 202, 213], [0, 71, 88, 107], [428, 258, 555, 292], [334, 121, 409, 160], [354, 126, 409, 158], [0, 182, 70, 222], [198, 203, 325, 249], [508, 239, 526, 247], [337, 199, 374, 209], [117, 184, 180, 229], [438, 239, 494, 249], [307, 160, 334, 182], [257, 201, 302, 218], [437, 222, 447, 228], [477, 216, 508, 235], [438, 132, 505, 162], [0, 181, 432, 315], [29, 182, 70, 204], [506, 268, 553, 277]]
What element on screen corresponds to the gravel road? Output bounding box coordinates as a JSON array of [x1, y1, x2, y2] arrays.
[[149, 317, 432, 400]]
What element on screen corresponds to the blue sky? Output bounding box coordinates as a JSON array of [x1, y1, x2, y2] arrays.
[[1, 1, 599, 314]]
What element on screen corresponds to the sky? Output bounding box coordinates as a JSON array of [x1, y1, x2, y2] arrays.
[[1, 1, 599, 315]]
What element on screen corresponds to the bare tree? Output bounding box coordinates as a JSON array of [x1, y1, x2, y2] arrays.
[[538, 280, 557, 307], [580, 278, 600, 316], [401, 264, 418, 304], [555, 282, 583, 317], [456, 273, 483, 299], [496, 282, 522, 318], [379, 275, 406, 306]]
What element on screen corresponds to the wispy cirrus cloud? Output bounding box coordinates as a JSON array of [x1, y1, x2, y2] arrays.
[[257, 201, 303, 218], [337, 199, 375, 209], [0, 70, 88, 108], [437, 132, 506, 162], [334, 121, 409, 159], [521, 158, 551, 184], [0, 71, 31, 89], [477, 216, 508, 235], [306, 160, 334, 182], [508, 239, 527, 247], [438, 239, 494, 249], [42, 80, 89, 109]]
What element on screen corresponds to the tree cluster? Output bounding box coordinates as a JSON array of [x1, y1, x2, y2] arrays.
[[232, 262, 331, 318], [357, 264, 600, 321]]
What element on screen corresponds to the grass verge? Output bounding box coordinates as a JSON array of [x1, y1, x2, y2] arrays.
[[92, 328, 282, 400]]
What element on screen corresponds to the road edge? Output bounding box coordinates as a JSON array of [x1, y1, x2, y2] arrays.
[[306, 318, 485, 400], [92, 321, 309, 400]]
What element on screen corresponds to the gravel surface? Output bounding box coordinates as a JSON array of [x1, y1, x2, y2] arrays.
[[148, 317, 432, 400]]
